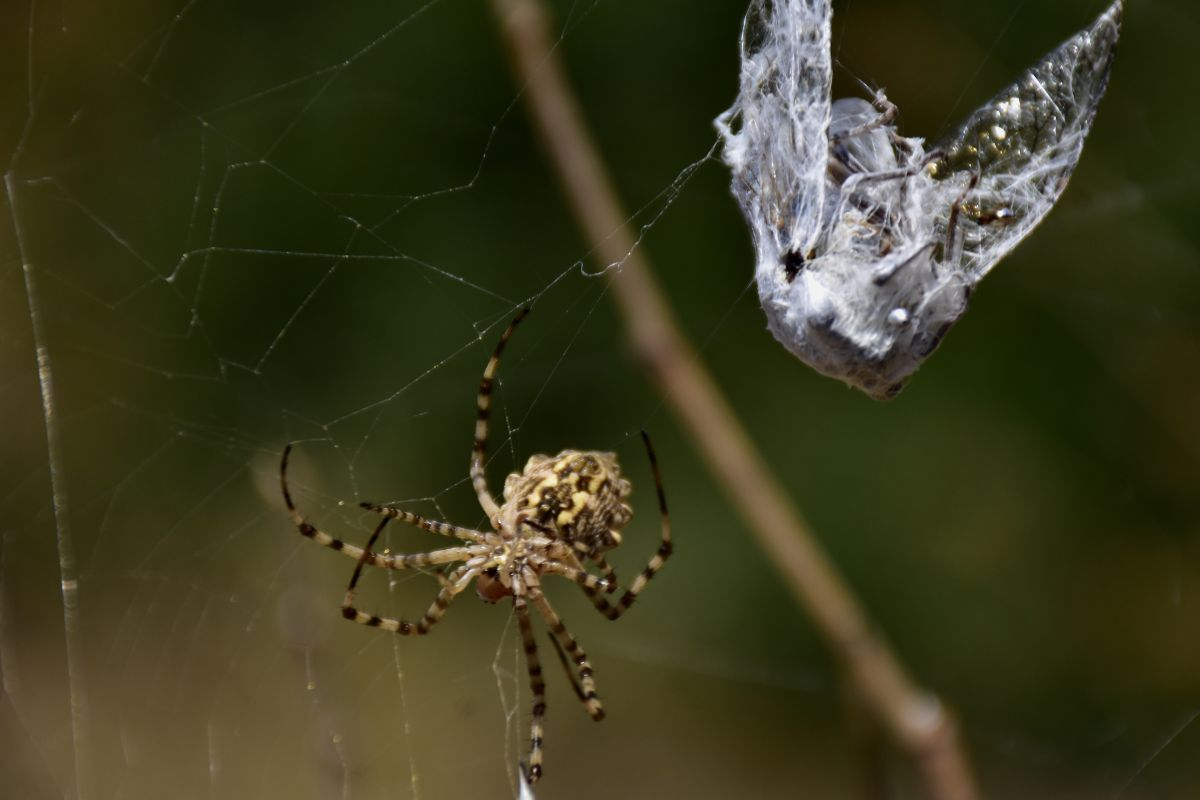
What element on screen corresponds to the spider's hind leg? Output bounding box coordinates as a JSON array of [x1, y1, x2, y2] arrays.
[[513, 579, 548, 783], [586, 431, 674, 621], [527, 577, 604, 722], [589, 555, 619, 594]]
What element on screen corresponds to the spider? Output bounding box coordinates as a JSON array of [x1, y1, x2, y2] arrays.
[[279, 307, 673, 783]]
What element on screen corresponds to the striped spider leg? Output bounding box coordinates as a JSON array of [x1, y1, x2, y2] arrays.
[[279, 308, 674, 784]]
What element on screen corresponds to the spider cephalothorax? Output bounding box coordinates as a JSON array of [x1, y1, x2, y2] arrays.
[[281, 308, 672, 784]]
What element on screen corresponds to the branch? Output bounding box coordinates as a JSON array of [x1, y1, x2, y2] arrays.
[[487, 2, 982, 799]]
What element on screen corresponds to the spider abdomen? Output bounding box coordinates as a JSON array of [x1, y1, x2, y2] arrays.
[[504, 450, 633, 556]]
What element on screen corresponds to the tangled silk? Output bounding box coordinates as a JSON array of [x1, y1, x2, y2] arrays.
[[716, 0, 1123, 398]]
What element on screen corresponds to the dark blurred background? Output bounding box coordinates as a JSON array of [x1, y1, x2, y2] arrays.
[[1, 1, 1197, 798]]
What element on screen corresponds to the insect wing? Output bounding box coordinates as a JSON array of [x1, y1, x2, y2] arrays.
[[929, 0, 1123, 282]]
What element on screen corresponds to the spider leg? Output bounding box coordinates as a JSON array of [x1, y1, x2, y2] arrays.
[[471, 307, 530, 525], [377, 546, 487, 570], [525, 570, 604, 722], [360, 502, 487, 543], [588, 555, 619, 594], [350, 514, 490, 571], [529, 525, 615, 593], [512, 572, 547, 784], [545, 631, 589, 705], [530, 558, 609, 594], [281, 444, 397, 569], [586, 431, 673, 621], [282, 445, 487, 570], [341, 517, 483, 633]]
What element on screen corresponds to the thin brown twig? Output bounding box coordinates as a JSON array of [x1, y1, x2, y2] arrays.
[[487, 1, 982, 799]]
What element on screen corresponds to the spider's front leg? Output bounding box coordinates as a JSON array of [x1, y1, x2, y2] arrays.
[[340, 517, 486, 634], [360, 501, 487, 543], [470, 307, 531, 524], [282, 444, 486, 569]]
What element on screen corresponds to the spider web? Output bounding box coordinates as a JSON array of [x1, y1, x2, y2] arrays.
[[2, 1, 1199, 798]]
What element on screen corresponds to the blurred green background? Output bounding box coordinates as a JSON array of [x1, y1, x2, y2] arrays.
[[2, 0, 1198, 798]]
